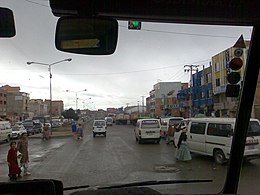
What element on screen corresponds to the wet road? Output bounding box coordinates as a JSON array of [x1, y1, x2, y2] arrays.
[[0, 122, 259, 194]]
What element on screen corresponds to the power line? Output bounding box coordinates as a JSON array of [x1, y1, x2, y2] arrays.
[[119, 25, 251, 39], [56, 59, 211, 76]]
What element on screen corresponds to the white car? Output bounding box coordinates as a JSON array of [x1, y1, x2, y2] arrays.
[[93, 120, 107, 137], [12, 125, 27, 139], [0, 121, 12, 142]]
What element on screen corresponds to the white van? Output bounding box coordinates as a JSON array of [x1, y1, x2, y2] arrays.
[[175, 118, 260, 164], [134, 118, 161, 144], [105, 117, 113, 126], [93, 120, 107, 137], [0, 121, 12, 142], [160, 117, 184, 136]]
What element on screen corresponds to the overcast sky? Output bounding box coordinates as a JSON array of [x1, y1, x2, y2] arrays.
[[0, 0, 253, 110]]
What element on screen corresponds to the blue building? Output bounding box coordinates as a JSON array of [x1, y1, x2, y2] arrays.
[[177, 83, 191, 118], [191, 67, 214, 116]]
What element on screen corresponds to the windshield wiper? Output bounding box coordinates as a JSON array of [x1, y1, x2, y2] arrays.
[[98, 179, 212, 189], [63, 179, 212, 191]]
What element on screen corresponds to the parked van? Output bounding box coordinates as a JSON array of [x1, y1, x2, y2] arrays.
[[0, 121, 12, 142], [134, 118, 161, 144], [93, 120, 107, 137], [175, 118, 260, 164], [160, 117, 184, 136]]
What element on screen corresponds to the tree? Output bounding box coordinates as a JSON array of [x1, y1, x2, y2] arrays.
[[62, 108, 79, 121]]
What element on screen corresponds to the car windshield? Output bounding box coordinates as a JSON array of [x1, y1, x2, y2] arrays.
[[12, 126, 20, 131], [0, 1, 259, 195], [248, 121, 260, 136]]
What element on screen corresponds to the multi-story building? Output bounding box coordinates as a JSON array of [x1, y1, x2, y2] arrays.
[[192, 66, 214, 116], [212, 37, 250, 117], [44, 99, 64, 117], [28, 99, 48, 116], [146, 89, 155, 117], [177, 83, 190, 118], [6, 92, 30, 121], [0, 85, 20, 119], [153, 82, 181, 117]]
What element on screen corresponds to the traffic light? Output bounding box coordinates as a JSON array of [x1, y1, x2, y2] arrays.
[[128, 21, 141, 30], [225, 35, 246, 97]]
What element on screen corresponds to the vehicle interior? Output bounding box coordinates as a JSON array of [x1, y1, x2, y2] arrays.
[[0, 0, 259, 194]]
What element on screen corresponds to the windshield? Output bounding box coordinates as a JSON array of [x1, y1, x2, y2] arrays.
[[0, 1, 260, 195], [248, 121, 260, 136], [12, 126, 20, 131]]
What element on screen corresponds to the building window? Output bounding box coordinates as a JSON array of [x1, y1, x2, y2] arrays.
[[0, 93, 2, 97], [215, 63, 220, 72], [216, 78, 220, 87], [0, 100, 2, 104], [4, 101, 6, 105]]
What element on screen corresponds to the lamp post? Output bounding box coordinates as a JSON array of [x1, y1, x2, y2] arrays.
[[66, 89, 87, 110], [27, 58, 72, 132]]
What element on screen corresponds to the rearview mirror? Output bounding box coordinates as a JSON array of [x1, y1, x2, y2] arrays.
[[0, 7, 15, 38], [55, 17, 118, 55]]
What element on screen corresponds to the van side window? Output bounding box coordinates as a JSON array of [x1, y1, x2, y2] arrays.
[[207, 123, 233, 137], [190, 122, 206, 134]]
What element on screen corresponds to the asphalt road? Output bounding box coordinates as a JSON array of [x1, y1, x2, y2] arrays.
[[0, 122, 259, 194]]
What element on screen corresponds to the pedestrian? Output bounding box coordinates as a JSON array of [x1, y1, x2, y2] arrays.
[[17, 133, 31, 176], [166, 124, 177, 148], [77, 123, 83, 139], [42, 123, 50, 140], [7, 141, 21, 181], [71, 121, 77, 139], [176, 128, 192, 161]]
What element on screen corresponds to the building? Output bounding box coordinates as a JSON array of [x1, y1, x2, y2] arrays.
[[28, 99, 48, 117], [44, 99, 64, 117], [146, 89, 155, 117], [152, 82, 181, 117], [177, 83, 190, 118], [0, 85, 20, 119], [211, 37, 250, 117], [191, 66, 214, 116], [6, 92, 30, 121]]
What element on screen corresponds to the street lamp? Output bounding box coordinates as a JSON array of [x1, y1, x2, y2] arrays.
[[27, 58, 72, 131], [66, 89, 87, 110]]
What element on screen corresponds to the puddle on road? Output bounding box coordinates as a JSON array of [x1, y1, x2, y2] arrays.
[[154, 164, 180, 173]]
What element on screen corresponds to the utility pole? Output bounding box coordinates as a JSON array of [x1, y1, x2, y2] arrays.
[[184, 64, 199, 117], [184, 65, 199, 87], [141, 96, 145, 113]]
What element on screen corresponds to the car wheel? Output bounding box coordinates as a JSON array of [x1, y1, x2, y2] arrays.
[[138, 139, 142, 144], [93, 133, 96, 137], [104, 132, 106, 137], [156, 139, 160, 144], [214, 149, 226, 164]]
